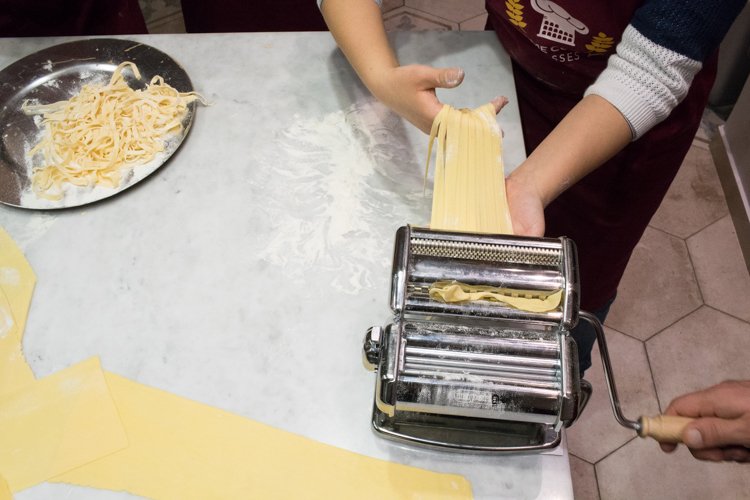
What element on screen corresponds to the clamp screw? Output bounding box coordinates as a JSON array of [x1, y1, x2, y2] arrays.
[[362, 326, 382, 371]]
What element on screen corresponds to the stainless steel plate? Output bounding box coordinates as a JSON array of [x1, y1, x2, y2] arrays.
[[0, 38, 196, 210]]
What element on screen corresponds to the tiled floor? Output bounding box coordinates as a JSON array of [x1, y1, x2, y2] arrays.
[[138, 1, 750, 498], [138, 0, 185, 34]]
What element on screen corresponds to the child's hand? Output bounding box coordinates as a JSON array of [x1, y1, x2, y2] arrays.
[[505, 170, 546, 237], [370, 65, 463, 134]]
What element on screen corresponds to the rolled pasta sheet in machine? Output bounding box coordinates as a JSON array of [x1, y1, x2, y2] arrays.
[[362, 225, 592, 452]]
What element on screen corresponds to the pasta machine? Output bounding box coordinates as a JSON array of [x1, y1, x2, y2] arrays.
[[362, 225, 694, 452], [362, 225, 587, 452], [358, 226, 604, 453]]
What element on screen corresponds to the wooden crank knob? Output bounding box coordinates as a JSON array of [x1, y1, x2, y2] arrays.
[[638, 415, 695, 443]]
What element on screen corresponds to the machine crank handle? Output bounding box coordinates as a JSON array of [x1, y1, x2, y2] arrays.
[[637, 415, 695, 443], [579, 311, 695, 444]]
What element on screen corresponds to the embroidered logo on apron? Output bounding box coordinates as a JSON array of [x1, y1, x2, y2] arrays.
[[530, 0, 588, 46], [500, 0, 616, 59]]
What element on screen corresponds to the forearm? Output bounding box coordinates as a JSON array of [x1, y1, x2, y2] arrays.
[[320, 0, 396, 98], [508, 94, 631, 206], [322, 0, 466, 133], [585, 0, 746, 140]]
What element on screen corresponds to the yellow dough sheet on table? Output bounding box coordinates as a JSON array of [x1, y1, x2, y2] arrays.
[[0, 227, 37, 398], [0, 474, 11, 500], [0, 227, 36, 338], [54, 372, 473, 500], [0, 357, 128, 493], [0, 288, 34, 399], [430, 281, 563, 313]]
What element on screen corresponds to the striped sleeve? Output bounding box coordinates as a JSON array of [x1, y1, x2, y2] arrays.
[[585, 0, 746, 140]]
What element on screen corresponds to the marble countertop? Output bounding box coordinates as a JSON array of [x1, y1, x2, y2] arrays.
[[0, 32, 573, 499]]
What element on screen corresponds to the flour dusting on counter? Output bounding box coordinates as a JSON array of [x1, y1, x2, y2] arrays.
[[1, 215, 58, 249], [254, 97, 429, 295]]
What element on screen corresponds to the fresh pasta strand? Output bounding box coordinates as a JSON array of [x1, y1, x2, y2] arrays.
[[425, 103, 513, 234], [429, 281, 563, 313], [424, 104, 565, 312], [22, 61, 206, 200]]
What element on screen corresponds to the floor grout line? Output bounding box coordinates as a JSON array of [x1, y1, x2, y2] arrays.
[[642, 303, 703, 342], [144, 10, 184, 26], [702, 303, 750, 325], [681, 226, 707, 305], [644, 341, 665, 413], [594, 435, 638, 466], [603, 322, 645, 344], [593, 456, 602, 500]]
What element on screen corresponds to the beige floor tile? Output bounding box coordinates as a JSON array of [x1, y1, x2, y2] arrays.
[[459, 13, 489, 31], [650, 146, 729, 239], [381, 0, 405, 13], [569, 454, 600, 500], [692, 138, 711, 150], [605, 227, 702, 341], [688, 215, 750, 322], [596, 436, 750, 500], [146, 12, 186, 34], [405, 0, 485, 23], [383, 7, 458, 31], [138, 0, 182, 27], [566, 328, 659, 463], [647, 306, 750, 409]]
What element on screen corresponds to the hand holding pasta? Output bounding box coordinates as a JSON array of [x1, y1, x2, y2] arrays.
[[22, 61, 204, 200], [369, 64, 463, 134]]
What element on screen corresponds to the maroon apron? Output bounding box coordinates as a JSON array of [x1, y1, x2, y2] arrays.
[[0, 0, 147, 37], [486, 0, 717, 311]]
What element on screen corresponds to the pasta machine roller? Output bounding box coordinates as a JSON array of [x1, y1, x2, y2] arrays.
[[362, 225, 593, 452]]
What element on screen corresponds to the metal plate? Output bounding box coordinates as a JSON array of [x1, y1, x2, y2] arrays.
[[0, 38, 196, 210]]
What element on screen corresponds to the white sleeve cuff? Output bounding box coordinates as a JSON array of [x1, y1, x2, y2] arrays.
[[584, 25, 702, 141]]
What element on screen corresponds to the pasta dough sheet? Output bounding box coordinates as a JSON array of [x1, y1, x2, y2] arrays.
[[0, 475, 11, 500], [54, 372, 473, 500], [426, 103, 513, 235], [0, 227, 36, 338], [0, 227, 37, 398], [0, 228, 471, 499], [429, 281, 563, 313], [0, 289, 34, 399], [0, 357, 128, 493]]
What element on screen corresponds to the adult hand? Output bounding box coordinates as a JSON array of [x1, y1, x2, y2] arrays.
[[660, 380, 750, 462]]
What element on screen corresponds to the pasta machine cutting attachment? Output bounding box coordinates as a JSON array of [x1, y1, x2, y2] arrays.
[[362, 225, 596, 452]]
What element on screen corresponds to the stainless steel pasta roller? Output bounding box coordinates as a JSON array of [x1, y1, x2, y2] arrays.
[[362, 225, 689, 453]]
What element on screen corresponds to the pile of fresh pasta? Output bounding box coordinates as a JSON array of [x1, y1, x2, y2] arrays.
[[22, 61, 203, 200]]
